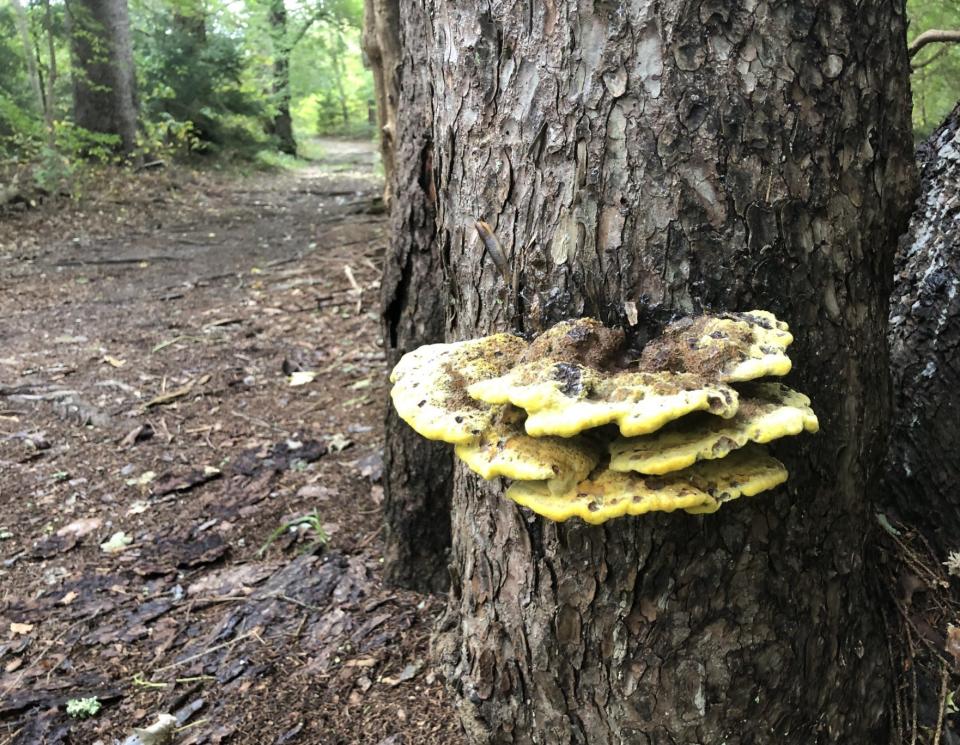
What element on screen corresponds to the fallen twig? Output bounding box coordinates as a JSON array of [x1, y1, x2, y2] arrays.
[[143, 375, 210, 410], [153, 630, 258, 673]]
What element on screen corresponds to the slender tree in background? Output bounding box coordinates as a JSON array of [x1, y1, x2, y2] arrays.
[[378, 0, 452, 593], [67, 0, 138, 154], [379, 1, 918, 741], [268, 0, 296, 155], [10, 0, 45, 119], [361, 0, 399, 202], [886, 102, 960, 557]]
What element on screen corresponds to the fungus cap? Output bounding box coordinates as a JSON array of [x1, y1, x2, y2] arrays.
[[389, 333, 527, 444], [454, 409, 600, 494], [640, 310, 793, 382], [609, 383, 819, 475], [681, 446, 789, 514], [468, 360, 739, 438], [505, 447, 787, 524]]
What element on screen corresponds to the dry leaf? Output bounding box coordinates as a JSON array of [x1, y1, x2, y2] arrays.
[[57, 517, 102, 538], [10, 622, 34, 636], [288, 371, 318, 387], [103, 355, 127, 368], [101, 531, 133, 554], [947, 624, 960, 664]]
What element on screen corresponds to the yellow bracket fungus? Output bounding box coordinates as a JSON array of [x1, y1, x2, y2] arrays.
[[454, 408, 600, 494], [609, 383, 819, 475], [505, 447, 788, 523], [467, 360, 739, 438], [389, 310, 814, 525], [640, 310, 793, 382], [389, 333, 527, 444]]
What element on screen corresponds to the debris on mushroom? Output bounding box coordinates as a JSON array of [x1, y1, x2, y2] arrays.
[[518, 317, 624, 368], [640, 310, 793, 382], [389, 333, 527, 444], [467, 360, 739, 437], [454, 408, 600, 494], [609, 383, 819, 475], [505, 447, 788, 523]]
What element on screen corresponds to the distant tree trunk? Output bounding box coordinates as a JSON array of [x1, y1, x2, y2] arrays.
[[40, 0, 57, 147], [379, 0, 451, 593], [886, 102, 960, 557], [362, 0, 400, 204], [67, 0, 138, 155], [10, 0, 45, 118], [423, 1, 917, 742], [173, 3, 206, 44], [330, 28, 351, 128], [268, 0, 296, 156]]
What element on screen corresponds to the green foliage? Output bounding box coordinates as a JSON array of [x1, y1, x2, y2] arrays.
[[258, 510, 330, 556], [290, 15, 374, 139], [0, 7, 33, 113], [908, 0, 960, 139], [132, 0, 271, 156], [0, 92, 44, 155], [0, 0, 373, 177], [65, 697, 102, 719]]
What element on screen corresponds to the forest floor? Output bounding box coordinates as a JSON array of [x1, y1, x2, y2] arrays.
[[0, 139, 466, 745]]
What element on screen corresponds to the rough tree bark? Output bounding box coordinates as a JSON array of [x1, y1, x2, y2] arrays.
[[422, 1, 917, 742], [378, 0, 453, 593], [268, 0, 297, 156], [886, 103, 960, 558], [67, 0, 138, 155], [361, 0, 401, 204]]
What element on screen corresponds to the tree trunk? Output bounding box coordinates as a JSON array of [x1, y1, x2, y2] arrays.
[[424, 1, 917, 742], [268, 0, 297, 156], [362, 0, 401, 204], [332, 28, 351, 128], [173, 4, 207, 45], [68, 0, 138, 155], [379, 0, 452, 593], [10, 0, 45, 119], [886, 102, 960, 558]]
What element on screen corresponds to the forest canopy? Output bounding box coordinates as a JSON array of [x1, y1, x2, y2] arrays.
[[0, 0, 956, 192], [909, 0, 960, 137], [0, 0, 372, 182]]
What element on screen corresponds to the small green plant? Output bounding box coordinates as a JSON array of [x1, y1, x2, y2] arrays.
[[258, 510, 329, 557], [65, 697, 101, 719]]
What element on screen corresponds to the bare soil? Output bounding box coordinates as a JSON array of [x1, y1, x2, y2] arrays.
[[0, 140, 465, 745]]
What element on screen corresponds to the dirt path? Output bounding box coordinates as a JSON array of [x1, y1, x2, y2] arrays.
[[0, 140, 463, 744]]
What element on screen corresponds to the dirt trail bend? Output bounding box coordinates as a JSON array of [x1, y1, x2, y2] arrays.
[[0, 139, 463, 744]]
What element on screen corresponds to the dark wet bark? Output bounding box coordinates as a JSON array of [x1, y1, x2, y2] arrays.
[[67, 0, 138, 155], [380, 0, 451, 594], [886, 103, 960, 558], [362, 0, 401, 204], [424, 1, 917, 742], [268, 0, 296, 156]]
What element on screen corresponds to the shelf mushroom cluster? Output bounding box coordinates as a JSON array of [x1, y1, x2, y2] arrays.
[[389, 311, 818, 524]]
